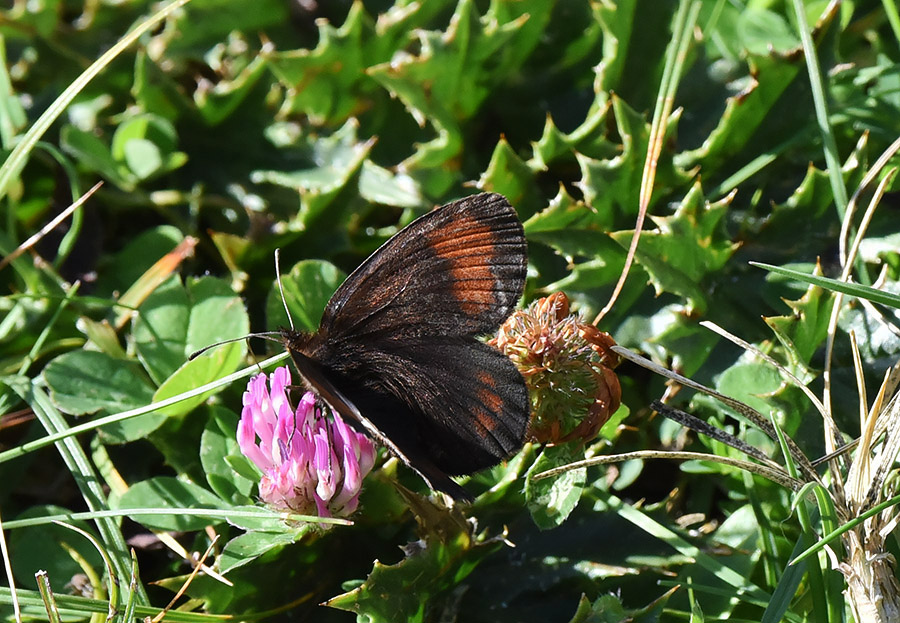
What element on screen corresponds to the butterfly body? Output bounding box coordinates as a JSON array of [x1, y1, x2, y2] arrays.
[[281, 193, 528, 500]]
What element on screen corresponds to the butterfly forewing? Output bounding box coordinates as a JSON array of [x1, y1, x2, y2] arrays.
[[320, 193, 526, 342]]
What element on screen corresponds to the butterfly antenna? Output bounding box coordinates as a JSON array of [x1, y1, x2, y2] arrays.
[[188, 332, 283, 360], [275, 248, 295, 330]]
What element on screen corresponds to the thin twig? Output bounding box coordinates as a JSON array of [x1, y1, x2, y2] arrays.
[[0, 181, 102, 271], [533, 449, 805, 491]]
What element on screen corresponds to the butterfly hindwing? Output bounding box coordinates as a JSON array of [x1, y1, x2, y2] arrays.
[[319, 193, 526, 342], [285, 333, 529, 499], [287, 345, 475, 500], [369, 337, 529, 476]]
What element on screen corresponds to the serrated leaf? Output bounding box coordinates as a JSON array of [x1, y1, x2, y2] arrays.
[[368, 0, 540, 169], [566, 593, 628, 623], [609, 183, 738, 314], [325, 523, 503, 622], [594, 0, 639, 95], [530, 103, 613, 170], [478, 138, 542, 215], [267, 2, 376, 124], [677, 5, 838, 177], [194, 52, 269, 125], [525, 186, 621, 259], [252, 120, 373, 227], [359, 161, 424, 208], [764, 264, 835, 369]]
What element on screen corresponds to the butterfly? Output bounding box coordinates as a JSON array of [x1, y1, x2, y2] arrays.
[[281, 192, 529, 501]]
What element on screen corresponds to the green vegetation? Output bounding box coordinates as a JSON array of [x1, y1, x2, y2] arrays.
[[3, 0, 900, 621]]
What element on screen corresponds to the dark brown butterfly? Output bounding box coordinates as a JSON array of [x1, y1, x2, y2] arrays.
[[281, 192, 529, 501]]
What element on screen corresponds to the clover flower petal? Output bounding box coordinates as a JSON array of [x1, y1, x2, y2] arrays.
[[237, 366, 376, 518]]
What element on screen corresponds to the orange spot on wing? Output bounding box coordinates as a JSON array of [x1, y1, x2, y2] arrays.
[[473, 371, 501, 433], [425, 215, 499, 315]]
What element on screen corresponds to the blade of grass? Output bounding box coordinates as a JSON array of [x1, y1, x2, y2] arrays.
[[792, 492, 900, 565], [611, 345, 821, 484], [18, 383, 147, 605], [595, 0, 701, 323], [34, 571, 61, 623], [603, 493, 775, 607], [0, 352, 289, 465], [0, 507, 21, 623], [52, 521, 116, 620], [533, 449, 803, 491], [751, 263, 900, 310], [770, 399, 832, 622], [0, 0, 192, 201], [884, 0, 900, 43], [789, 0, 847, 218], [0, 586, 232, 622], [3, 507, 351, 530]]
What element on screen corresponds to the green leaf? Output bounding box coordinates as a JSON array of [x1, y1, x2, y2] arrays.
[[111, 114, 183, 179], [715, 362, 785, 436], [609, 183, 738, 314], [737, 9, 799, 55], [152, 339, 245, 419], [325, 521, 504, 622], [525, 186, 621, 259], [531, 109, 597, 170], [368, 0, 546, 170], [219, 529, 297, 574], [9, 505, 105, 594], [267, 2, 377, 124], [593, 0, 638, 95], [132, 276, 190, 385], [60, 124, 133, 189], [115, 477, 226, 531], [133, 275, 249, 411], [266, 259, 346, 333], [616, 304, 719, 377], [678, 8, 838, 178], [194, 51, 269, 126], [122, 138, 163, 179], [578, 97, 690, 220], [252, 120, 373, 227], [201, 406, 254, 504], [42, 350, 155, 416], [525, 444, 586, 530], [478, 138, 542, 216], [359, 161, 424, 208], [566, 594, 628, 623], [764, 266, 836, 369]]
